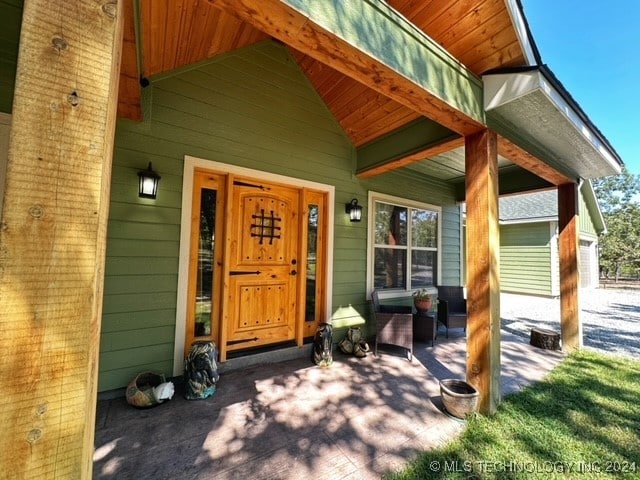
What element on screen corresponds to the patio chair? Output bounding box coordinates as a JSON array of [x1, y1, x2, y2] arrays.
[[436, 286, 467, 338], [371, 290, 413, 360]]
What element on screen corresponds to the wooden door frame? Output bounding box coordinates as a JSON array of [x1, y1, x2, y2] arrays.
[[173, 156, 335, 375]]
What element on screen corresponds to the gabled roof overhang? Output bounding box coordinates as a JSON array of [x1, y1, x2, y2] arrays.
[[210, 0, 485, 136], [484, 65, 623, 181]]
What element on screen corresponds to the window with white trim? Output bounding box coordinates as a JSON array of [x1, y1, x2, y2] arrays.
[[369, 194, 440, 291]]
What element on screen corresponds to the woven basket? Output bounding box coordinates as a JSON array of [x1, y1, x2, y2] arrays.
[[126, 371, 166, 408]]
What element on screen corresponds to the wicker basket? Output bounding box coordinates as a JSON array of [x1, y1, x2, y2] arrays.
[[126, 371, 166, 408], [439, 379, 479, 419]]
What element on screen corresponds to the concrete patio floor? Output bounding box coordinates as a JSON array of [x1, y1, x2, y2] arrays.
[[93, 328, 565, 479]]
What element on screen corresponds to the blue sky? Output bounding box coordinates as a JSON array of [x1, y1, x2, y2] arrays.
[[522, 1, 640, 176]]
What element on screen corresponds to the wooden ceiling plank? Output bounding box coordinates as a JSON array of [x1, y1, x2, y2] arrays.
[[184, 1, 221, 65], [291, 44, 436, 147], [140, 0, 163, 77], [406, 0, 453, 32], [385, 0, 421, 15], [161, 0, 188, 73], [204, 8, 226, 57], [351, 117, 404, 146], [420, 0, 484, 41], [322, 77, 368, 107], [174, 0, 200, 69], [498, 136, 572, 186], [208, 10, 239, 57], [453, 14, 514, 67], [234, 21, 270, 50], [343, 98, 411, 133], [353, 111, 422, 147], [307, 67, 347, 97], [342, 93, 399, 121], [438, 1, 509, 54], [292, 50, 353, 98], [331, 85, 383, 119], [467, 36, 525, 74]]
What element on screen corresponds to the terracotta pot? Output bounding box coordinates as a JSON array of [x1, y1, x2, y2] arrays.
[[414, 299, 432, 312]]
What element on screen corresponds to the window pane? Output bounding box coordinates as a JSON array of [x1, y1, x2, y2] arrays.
[[411, 250, 437, 287], [374, 248, 407, 289], [305, 204, 318, 322], [375, 202, 407, 246], [194, 188, 216, 337], [412, 209, 438, 248]]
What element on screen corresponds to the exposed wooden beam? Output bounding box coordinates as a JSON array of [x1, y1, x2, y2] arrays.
[[356, 117, 462, 178], [465, 129, 501, 415], [498, 136, 572, 185], [209, 0, 485, 136], [358, 137, 463, 179], [0, 0, 123, 477], [558, 183, 582, 351]]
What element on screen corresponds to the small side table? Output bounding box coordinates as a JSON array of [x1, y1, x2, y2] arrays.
[[413, 311, 437, 346]]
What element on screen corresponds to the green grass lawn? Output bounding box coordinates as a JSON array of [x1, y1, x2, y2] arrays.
[[389, 351, 640, 479]]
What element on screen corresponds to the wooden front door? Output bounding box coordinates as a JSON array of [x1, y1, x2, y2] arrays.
[[223, 177, 300, 354], [185, 168, 328, 363]]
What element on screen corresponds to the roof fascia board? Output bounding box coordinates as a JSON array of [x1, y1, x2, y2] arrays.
[[504, 0, 539, 65]]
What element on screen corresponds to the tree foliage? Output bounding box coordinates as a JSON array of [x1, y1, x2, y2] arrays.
[[593, 168, 640, 279]]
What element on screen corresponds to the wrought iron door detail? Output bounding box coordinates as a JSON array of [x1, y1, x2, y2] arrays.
[[251, 209, 282, 244]]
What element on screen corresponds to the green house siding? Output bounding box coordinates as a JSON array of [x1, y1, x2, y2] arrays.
[[441, 204, 463, 285], [579, 192, 598, 237], [99, 41, 461, 391], [500, 223, 553, 296]]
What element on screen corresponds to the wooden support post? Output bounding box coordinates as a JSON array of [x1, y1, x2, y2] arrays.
[[0, 1, 123, 478], [558, 183, 582, 351], [465, 130, 501, 415]]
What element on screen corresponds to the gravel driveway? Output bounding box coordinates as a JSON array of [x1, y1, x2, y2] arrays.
[[500, 287, 640, 359]]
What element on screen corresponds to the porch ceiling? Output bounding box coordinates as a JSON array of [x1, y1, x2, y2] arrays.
[[113, 0, 621, 188], [117, 0, 526, 148]]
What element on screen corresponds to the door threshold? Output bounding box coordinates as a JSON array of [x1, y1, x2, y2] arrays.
[[218, 343, 312, 374]]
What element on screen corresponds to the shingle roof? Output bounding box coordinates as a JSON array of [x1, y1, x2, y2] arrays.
[[499, 190, 557, 222]]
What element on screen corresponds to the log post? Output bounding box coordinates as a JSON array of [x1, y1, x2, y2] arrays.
[[465, 129, 501, 415], [0, 1, 123, 477], [558, 183, 582, 351]]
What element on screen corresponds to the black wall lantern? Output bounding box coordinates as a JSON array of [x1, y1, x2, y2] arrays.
[[138, 162, 161, 199], [345, 198, 362, 222]]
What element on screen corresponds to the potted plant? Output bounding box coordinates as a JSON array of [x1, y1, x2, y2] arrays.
[[412, 288, 433, 312]]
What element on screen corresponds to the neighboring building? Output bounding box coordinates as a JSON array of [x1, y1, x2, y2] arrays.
[[499, 182, 605, 296]]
